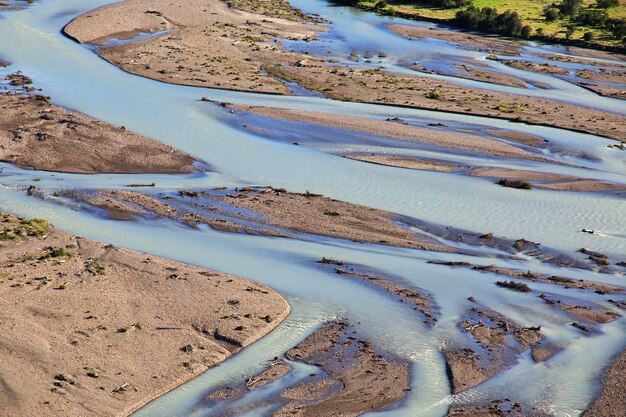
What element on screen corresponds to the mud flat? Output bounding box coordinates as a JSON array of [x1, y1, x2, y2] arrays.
[[203, 321, 411, 416], [428, 260, 624, 294], [256, 54, 626, 142], [222, 105, 626, 195], [0, 211, 290, 417], [0, 91, 198, 174], [577, 68, 626, 100], [487, 56, 626, 100], [318, 258, 437, 325], [449, 64, 529, 89]]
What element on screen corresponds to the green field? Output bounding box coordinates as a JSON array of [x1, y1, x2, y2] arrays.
[[354, 0, 626, 50]]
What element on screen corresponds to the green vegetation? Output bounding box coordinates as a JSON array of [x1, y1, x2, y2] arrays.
[[0, 214, 50, 241], [42, 247, 70, 260], [340, 0, 626, 50], [425, 89, 443, 99]]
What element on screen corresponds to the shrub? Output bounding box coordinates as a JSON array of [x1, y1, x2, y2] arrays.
[[497, 179, 533, 190], [496, 280, 532, 292], [559, 0, 583, 16], [543, 7, 560, 21], [596, 0, 619, 8], [426, 89, 442, 99], [575, 9, 608, 26], [455, 7, 526, 37]]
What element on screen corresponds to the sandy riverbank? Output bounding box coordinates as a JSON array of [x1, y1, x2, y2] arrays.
[[63, 0, 324, 94], [226, 104, 553, 162], [218, 104, 626, 195], [583, 349, 626, 417], [63, 1, 626, 141], [0, 211, 290, 417], [341, 157, 625, 195], [203, 320, 411, 416], [0, 91, 198, 174], [73, 187, 455, 252]]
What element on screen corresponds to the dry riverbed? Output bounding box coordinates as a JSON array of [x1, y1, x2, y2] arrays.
[[0, 211, 290, 417]]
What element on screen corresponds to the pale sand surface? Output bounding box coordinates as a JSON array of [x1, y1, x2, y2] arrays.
[[387, 25, 521, 56], [346, 157, 626, 194], [346, 155, 462, 172], [64, 2, 626, 141], [0, 92, 197, 174], [76, 187, 454, 252], [583, 349, 626, 417], [229, 104, 555, 162], [484, 129, 546, 146], [452, 64, 529, 88], [64, 0, 324, 94], [494, 59, 568, 75], [0, 211, 290, 417], [578, 83, 626, 100], [217, 188, 451, 251], [346, 155, 459, 172], [265, 58, 626, 142], [204, 321, 411, 417], [278, 321, 410, 416]]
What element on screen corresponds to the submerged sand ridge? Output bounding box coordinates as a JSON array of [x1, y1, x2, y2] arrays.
[[0, 211, 290, 417]]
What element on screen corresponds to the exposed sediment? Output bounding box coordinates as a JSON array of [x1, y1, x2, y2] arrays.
[[445, 304, 546, 394], [0, 211, 290, 417], [72, 187, 456, 252], [225, 103, 556, 162], [583, 349, 626, 417], [203, 321, 411, 417], [0, 91, 198, 174], [63, 0, 325, 94], [318, 258, 437, 325], [64, 1, 626, 141]]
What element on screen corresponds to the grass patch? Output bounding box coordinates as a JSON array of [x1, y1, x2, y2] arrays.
[[0, 214, 50, 241], [346, 0, 625, 50]]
